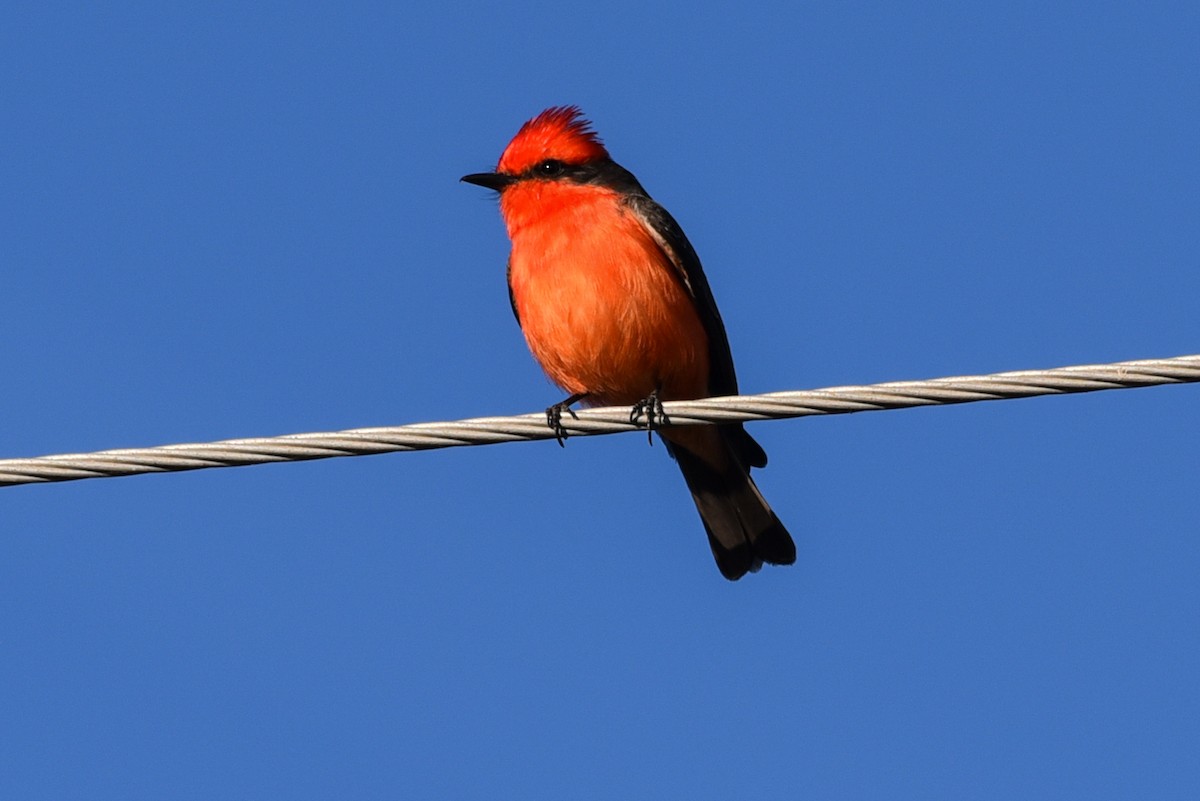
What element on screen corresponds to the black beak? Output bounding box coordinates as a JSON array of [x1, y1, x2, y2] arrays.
[[460, 172, 514, 191]]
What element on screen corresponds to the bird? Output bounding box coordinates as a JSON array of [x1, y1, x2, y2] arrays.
[[461, 106, 794, 580]]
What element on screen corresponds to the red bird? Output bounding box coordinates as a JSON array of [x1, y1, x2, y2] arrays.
[[462, 107, 795, 580]]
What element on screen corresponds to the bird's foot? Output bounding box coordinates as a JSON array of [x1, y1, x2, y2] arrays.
[[545, 393, 587, 447], [629, 389, 668, 446]]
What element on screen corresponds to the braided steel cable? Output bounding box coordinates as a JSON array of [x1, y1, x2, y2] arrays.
[[1, 354, 1196, 487]]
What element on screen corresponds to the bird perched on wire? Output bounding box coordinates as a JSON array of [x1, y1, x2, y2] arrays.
[[462, 106, 794, 580]]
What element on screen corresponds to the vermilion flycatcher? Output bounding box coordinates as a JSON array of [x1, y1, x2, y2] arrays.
[[462, 106, 795, 580]]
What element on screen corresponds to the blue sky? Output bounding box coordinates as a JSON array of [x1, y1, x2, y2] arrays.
[[2, 2, 1198, 798]]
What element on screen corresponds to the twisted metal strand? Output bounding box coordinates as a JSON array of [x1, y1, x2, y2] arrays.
[[1, 354, 1196, 487]]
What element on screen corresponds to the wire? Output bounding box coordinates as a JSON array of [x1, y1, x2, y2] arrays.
[[1, 354, 1196, 487]]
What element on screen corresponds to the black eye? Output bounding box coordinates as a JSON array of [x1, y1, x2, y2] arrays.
[[537, 159, 566, 177]]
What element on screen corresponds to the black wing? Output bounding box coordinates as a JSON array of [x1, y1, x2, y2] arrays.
[[622, 192, 740, 399], [574, 158, 740, 396], [505, 256, 519, 325], [620, 181, 768, 469]]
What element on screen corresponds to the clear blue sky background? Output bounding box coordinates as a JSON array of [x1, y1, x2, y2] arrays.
[[3, 3, 1198, 798]]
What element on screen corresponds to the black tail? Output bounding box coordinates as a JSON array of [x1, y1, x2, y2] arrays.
[[669, 427, 795, 580]]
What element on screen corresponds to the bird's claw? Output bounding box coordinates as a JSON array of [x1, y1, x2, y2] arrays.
[[546, 401, 580, 447], [629, 390, 668, 446]]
